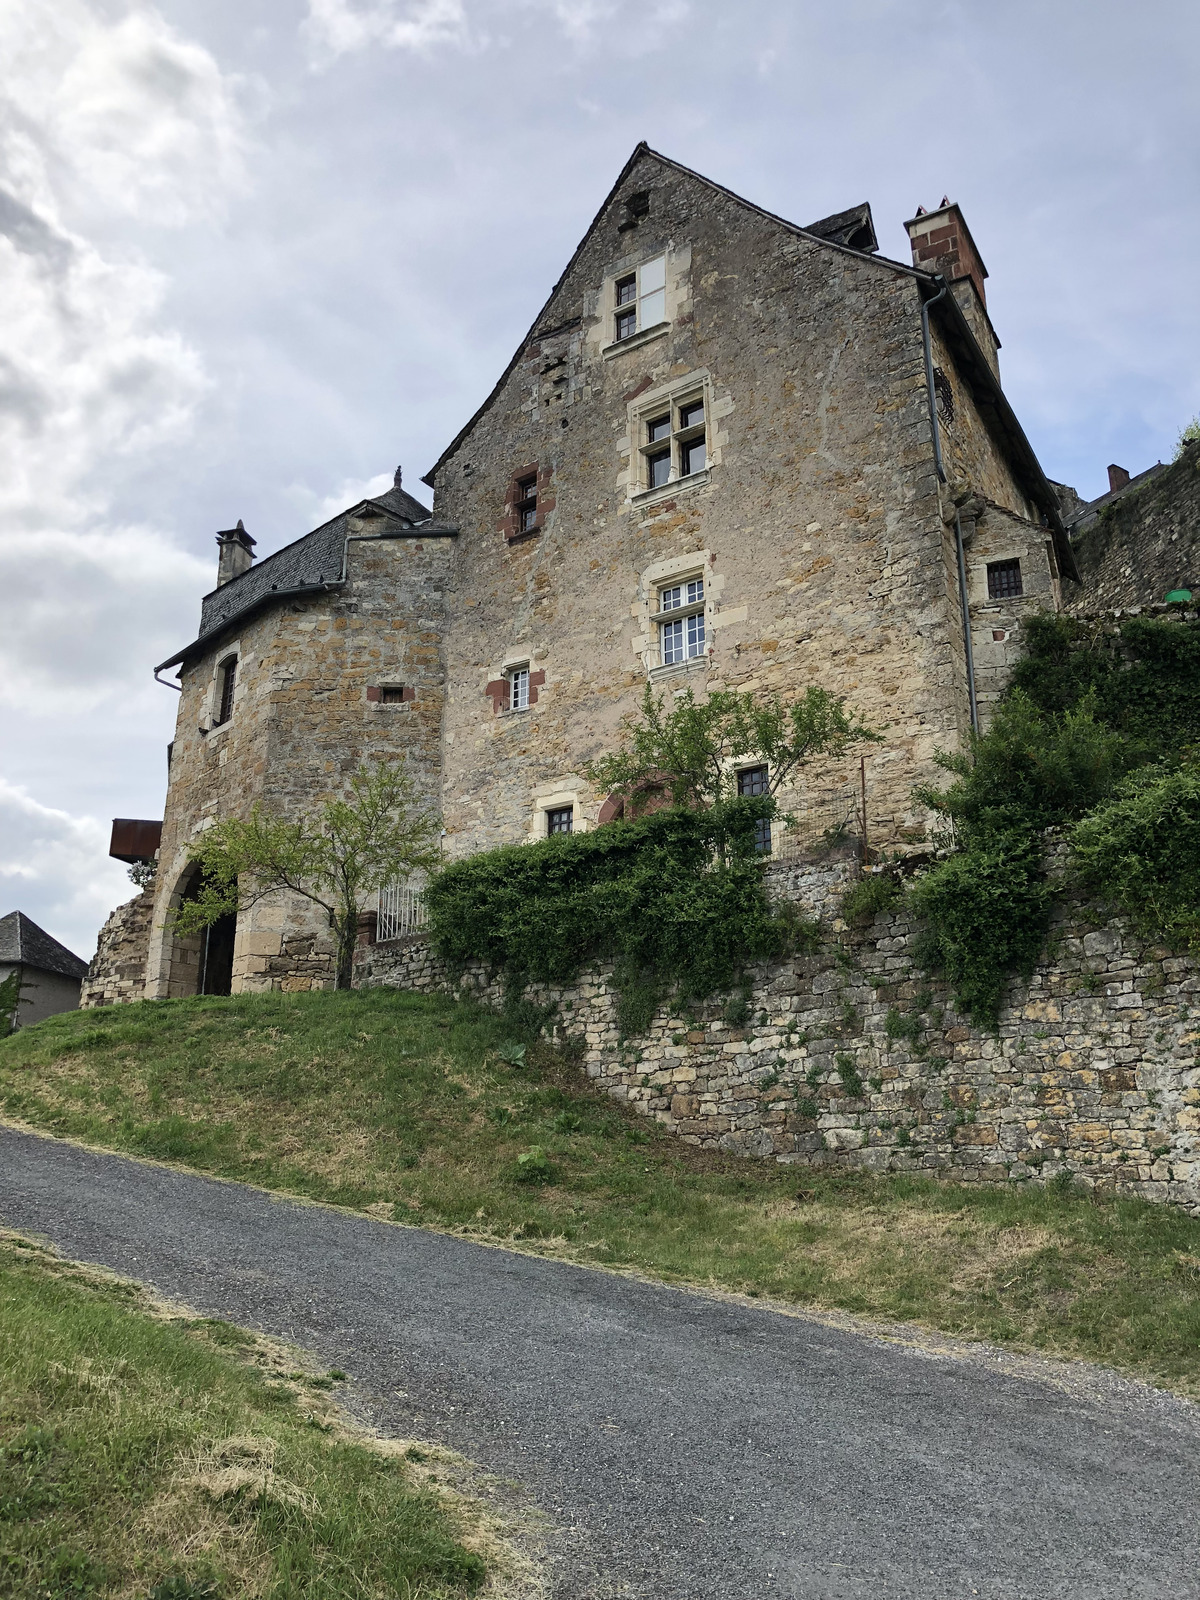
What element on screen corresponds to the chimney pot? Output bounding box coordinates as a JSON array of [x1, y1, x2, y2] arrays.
[[394, 465, 403, 487], [215, 520, 256, 587], [1107, 464, 1131, 493]]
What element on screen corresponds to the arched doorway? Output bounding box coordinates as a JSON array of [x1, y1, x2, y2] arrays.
[[199, 913, 236, 996], [164, 866, 237, 998]]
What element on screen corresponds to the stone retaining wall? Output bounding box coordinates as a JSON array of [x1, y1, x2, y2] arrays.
[[356, 867, 1200, 1213], [81, 891, 154, 1007]]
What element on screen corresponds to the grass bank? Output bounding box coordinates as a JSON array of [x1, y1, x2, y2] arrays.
[[3, 990, 1200, 1397], [0, 1229, 528, 1599]]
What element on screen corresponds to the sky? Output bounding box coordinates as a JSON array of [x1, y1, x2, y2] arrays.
[[2, 0, 1198, 962]]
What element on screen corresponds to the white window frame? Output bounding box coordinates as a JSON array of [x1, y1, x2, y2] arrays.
[[654, 573, 706, 667], [611, 253, 666, 345], [508, 663, 531, 712]]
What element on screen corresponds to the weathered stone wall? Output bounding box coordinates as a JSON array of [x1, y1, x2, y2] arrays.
[[81, 891, 154, 1007], [1067, 440, 1199, 611], [356, 867, 1200, 1214], [146, 527, 454, 997], [428, 150, 1058, 859]]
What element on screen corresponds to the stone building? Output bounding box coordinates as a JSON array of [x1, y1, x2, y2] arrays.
[[1063, 439, 1198, 612], [94, 144, 1082, 1001]]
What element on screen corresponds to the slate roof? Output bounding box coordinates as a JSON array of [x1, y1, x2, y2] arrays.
[[0, 911, 88, 981], [1065, 462, 1168, 537], [156, 477, 442, 674]]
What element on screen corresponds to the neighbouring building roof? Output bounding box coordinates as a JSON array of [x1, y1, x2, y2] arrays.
[[1065, 461, 1169, 536], [0, 911, 88, 981], [156, 479, 450, 675]]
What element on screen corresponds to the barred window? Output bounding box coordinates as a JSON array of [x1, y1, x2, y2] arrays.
[[986, 558, 1023, 600]]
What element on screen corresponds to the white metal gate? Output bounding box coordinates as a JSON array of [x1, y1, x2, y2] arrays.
[[377, 881, 427, 942]]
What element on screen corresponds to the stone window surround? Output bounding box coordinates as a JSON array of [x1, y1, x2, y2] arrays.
[[620, 369, 727, 513], [601, 250, 668, 356], [199, 640, 243, 736], [589, 243, 691, 363], [485, 655, 546, 716], [366, 683, 416, 706], [530, 776, 589, 838], [632, 550, 729, 681], [499, 463, 555, 542]]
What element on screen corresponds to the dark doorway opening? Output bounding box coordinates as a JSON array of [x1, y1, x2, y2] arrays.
[[199, 912, 236, 996]]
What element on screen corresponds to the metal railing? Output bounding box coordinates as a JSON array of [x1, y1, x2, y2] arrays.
[[766, 782, 863, 861], [377, 881, 428, 942]]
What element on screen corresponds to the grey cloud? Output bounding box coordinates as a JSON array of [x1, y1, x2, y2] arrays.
[[0, 189, 73, 272], [0, 354, 50, 432]]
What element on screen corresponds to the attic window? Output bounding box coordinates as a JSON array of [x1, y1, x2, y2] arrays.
[[613, 255, 666, 342], [987, 559, 1023, 600]]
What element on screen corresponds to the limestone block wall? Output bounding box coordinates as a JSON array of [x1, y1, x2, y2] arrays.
[[356, 876, 1200, 1214], [81, 891, 154, 1007]]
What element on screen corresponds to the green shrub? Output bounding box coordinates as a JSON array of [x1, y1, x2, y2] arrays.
[[426, 801, 813, 1023], [514, 1146, 555, 1185], [1072, 762, 1200, 950], [841, 872, 902, 924]]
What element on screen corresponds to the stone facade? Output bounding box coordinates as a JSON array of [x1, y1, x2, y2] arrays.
[[80, 891, 156, 1008], [1066, 439, 1199, 611], [127, 144, 1077, 999], [356, 861, 1200, 1214]]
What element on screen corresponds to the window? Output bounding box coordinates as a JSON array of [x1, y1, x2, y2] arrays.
[[737, 765, 771, 854], [515, 475, 538, 533], [546, 805, 573, 835], [986, 558, 1023, 600], [509, 665, 530, 712], [214, 657, 237, 726], [933, 367, 955, 425], [638, 394, 706, 491], [658, 576, 705, 665], [613, 255, 666, 342], [380, 685, 407, 704]]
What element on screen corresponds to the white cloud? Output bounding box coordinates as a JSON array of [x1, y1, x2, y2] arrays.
[[0, 779, 130, 961], [304, 0, 471, 58]]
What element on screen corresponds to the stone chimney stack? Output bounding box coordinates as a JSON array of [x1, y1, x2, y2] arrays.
[[1107, 464, 1131, 493], [905, 199, 1001, 379], [215, 520, 256, 587]]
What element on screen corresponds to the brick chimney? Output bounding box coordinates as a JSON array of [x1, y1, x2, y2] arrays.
[[215, 520, 256, 587], [905, 200, 1000, 378], [1107, 464, 1130, 493]]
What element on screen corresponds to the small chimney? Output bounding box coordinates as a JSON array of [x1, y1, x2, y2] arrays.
[[394, 465, 403, 488], [905, 200, 1000, 377], [1107, 464, 1131, 493], [215, 519, 256, 587]]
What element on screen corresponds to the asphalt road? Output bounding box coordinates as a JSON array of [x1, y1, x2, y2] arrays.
[[2, 1124, 1197, 1599]]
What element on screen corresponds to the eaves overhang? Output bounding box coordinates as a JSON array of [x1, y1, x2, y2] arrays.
[[924, 281, 1080, 584]]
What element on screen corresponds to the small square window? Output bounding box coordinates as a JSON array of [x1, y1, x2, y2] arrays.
[[509, 666, 530, 711], [986, 558, 1023, 600], [380, 685, 407, 704], [546, 805, 573, 835]]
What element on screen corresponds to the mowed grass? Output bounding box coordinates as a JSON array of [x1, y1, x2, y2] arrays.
[[4, 990, 1200, 1396], [0, 1231, 514, 1599]]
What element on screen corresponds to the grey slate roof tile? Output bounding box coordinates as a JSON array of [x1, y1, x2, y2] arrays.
[[0, 911, 88, 980]]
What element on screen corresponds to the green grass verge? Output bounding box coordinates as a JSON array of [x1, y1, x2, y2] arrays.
[[0, 1231, 506, 1599], [4, 991, 1200, 1397]]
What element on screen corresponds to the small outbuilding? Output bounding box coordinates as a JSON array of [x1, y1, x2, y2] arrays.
[[0, 911, 88, 1031]]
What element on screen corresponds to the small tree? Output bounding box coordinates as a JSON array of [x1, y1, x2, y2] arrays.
[[586, 684, 878, 812], [0, 969, 28, 1035], [173, 759, 441, 990]]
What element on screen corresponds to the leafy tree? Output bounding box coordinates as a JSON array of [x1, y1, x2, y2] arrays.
[[585, 683, 878, 813], [173, 760, 440, 990], [0, 969, 28, 1035]]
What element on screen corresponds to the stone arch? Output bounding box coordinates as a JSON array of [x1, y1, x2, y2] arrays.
[[158, 862, 236, 998]]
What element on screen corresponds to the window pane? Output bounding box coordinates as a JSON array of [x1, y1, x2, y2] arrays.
[[639, 287, 665, 327], [660, 584, 682, 611], [686, 578, 704, 605], [680, 438, 706, 476], [737, 765, 768, 797], [686, 613, 705, 657], [639, 255, 665, 293], [679, 400, 704, 431], [547, 806, 573, 835], [661, 618, 683, 663], [648, 450, 671, 489], [615, 275, 637, 306], [510, 668, 529, 710], [646, 414, 671, 442], [518, 477, 537, 505], [615, 309, 636, 341]]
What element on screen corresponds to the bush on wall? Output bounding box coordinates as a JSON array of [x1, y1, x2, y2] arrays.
[[426, 799, 813, 1029]]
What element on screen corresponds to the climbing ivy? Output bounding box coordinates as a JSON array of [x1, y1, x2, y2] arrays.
[[426, 799, 815, 1030]]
